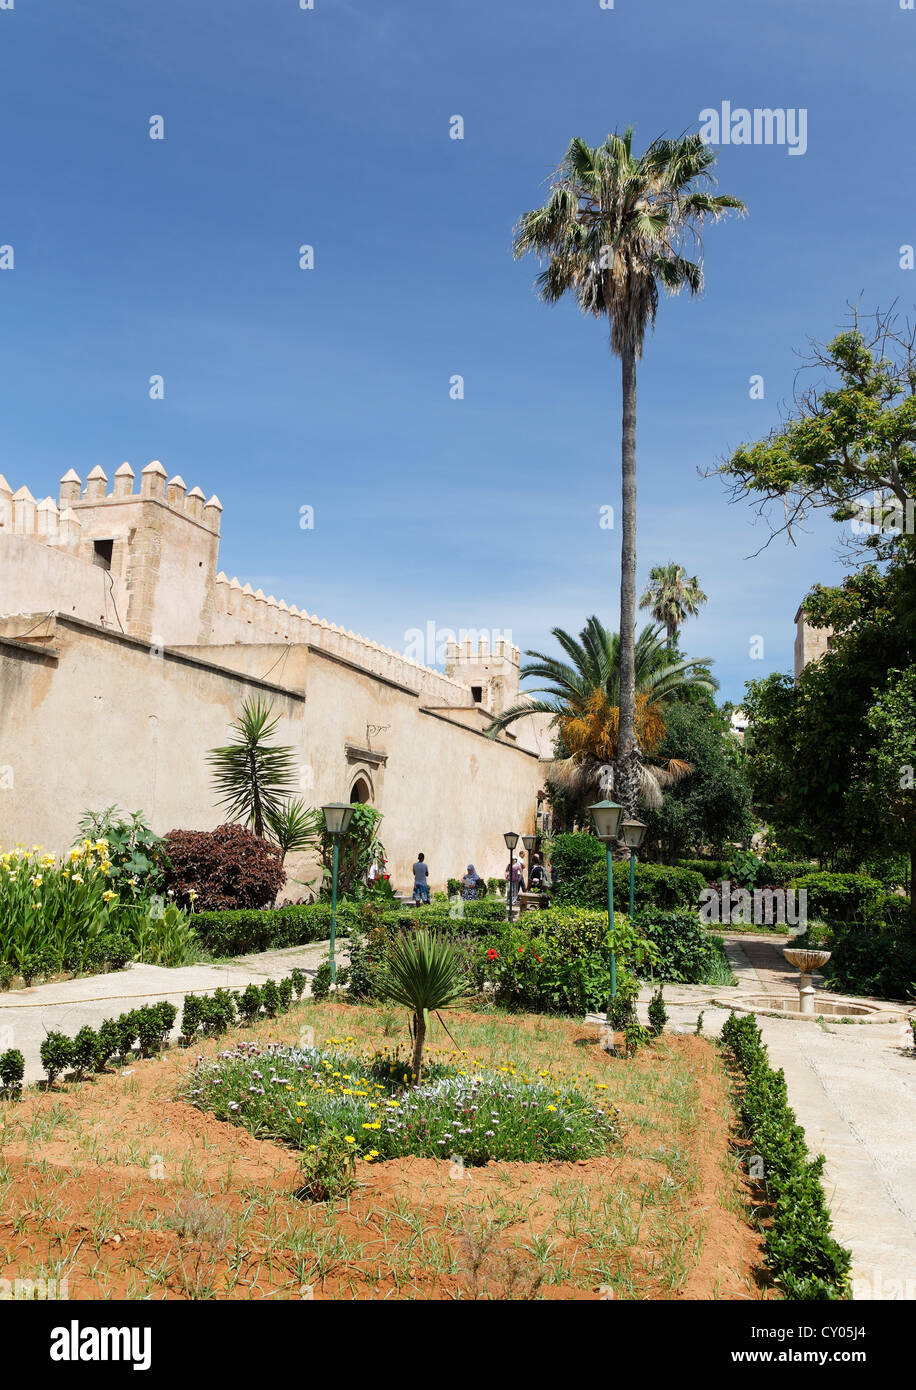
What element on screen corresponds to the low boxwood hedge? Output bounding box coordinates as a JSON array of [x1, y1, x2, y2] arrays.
[[192, 897, 509, 957], [554, 858, 705, 913], [789, 871, 884, 925], [720, 1011, 851, 1300]]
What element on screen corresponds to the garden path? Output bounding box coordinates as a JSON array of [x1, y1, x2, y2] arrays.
[[645, 932, 916, 1301]]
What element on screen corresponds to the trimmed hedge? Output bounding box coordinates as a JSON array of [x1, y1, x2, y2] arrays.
[[192, 897, 509, 957], [677, 857, 818, 887], [555, 858, 705, 913], [632, 907, 726, 984], [720, 1011, 851, 1300], [789, 871, 884, 925]]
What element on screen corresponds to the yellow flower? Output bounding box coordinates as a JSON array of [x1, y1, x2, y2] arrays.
[[546, 1105, 557, 1112], [596, 1083, 608, 1090], [344, 1135, 355, 1144], [102, 890, 117, 903]]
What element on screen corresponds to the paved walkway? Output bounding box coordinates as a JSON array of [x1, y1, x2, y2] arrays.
[[635, 932, 916, 1300], [3, 932, 914, 1298], [0, 941, 344, 1087]]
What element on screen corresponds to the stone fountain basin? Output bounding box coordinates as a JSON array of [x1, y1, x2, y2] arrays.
[[738, 993, 880, 1020]]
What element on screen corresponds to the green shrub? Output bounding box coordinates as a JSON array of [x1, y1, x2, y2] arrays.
[[555, 855, 704, 914], [648, 987, 667, 1036], [720, 1011, 851, 1299], [181, 994, 204, 1042], [40, 1032, 73, 1084], [311, 960, 333, 1002], [71, 1025, 100, 1076], [116, 1012, 139, 1060], [96, 1019, 120, 1068], [237, 984, 263, 1023], [882, 895, 912, 931], [791, 871, 884, 925], [811, 922, 916, 1001], [201, 989, 237, 1036], [633, 907, 717, 984], [609, 972, 640, 1030], [289, 968, 306, 999], [446, 878, 461, 898], [0, 1049, 25, 1096]]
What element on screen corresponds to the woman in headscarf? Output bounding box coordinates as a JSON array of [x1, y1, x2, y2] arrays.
[[461, 864, 481, 900]]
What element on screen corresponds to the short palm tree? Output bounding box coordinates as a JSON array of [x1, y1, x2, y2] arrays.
[[382, 931, 468, 1083], [640, 563, 708, 649], [486, 617, 717, 809], [264, 799, 322, 866], [208, 697, 299, 838], [513, 129, 743, 814]]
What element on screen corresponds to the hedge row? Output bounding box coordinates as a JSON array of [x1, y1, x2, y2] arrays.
[[38, 1002, 179, 1084], [676, 857, 818, 886], [192, 898, 509, 957], [720, 1011, 851, 1300]]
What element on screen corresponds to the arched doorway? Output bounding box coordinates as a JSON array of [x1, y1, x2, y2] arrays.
[[349, 774, 372, 805]]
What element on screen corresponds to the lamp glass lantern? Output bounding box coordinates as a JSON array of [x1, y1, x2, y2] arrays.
[[503, 831, 520, 851], [588, 799, 623, 845], [521, 834, 537, 855], [321, 803, 354, 836], [619, 819, 647, 851]]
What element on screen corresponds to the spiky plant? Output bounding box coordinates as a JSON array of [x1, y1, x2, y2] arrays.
[[208, 697, 299, 838], [640, 562, 708, 649], [513, 129, 743, 813], [381, 930, 468, 1083], [264, 798, 322, 865]]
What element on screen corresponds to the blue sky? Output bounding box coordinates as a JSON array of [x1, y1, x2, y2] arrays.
[[1, 0, 913, 701]]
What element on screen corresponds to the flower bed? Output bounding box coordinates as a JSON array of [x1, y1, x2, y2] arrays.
[[183, 1039, 620, 1165]]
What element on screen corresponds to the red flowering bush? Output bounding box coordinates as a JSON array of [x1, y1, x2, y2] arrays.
[[162, 823, 284, 911]]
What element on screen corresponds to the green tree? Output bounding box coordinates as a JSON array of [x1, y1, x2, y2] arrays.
[[514, 129, 743, 814], [716, 310, 916, 569], [642, 702, 754, 860], [318, 803, 385, 899], [639, 563, 708, 649], [487, 617, 717, 813], [208, 697, 299, 838], [381, 931, 468, 1083]]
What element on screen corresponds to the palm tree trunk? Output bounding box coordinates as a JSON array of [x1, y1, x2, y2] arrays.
[[616, 343, 638, 817], [411, 1009, 426, 1084]]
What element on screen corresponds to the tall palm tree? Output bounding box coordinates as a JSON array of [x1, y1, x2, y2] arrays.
[[640, 563, 708, 649], [513, 130, 743, 815], [486, 617, 718, 809]]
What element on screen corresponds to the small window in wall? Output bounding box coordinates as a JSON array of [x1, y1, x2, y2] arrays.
[[93, 539, 113, 571], [471, 685, 483, 703]]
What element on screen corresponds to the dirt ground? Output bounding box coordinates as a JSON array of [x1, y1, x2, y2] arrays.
[[0, 1004, 766, 1300]]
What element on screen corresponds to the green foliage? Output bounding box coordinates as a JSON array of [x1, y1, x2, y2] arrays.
[[791, 871, 884, 925], [187, 1040, 619, 1165], [446, 878, 461, 898], [319, 804, 385, 901], [75, 806, 167, 903], [720, 1011, 852, 1299], [40, 1032, 73, 1084], [96, 1019, 120, 1068], [0, 1049, 25, 1096], [297, 1131, 358, 1202], [624, 1019, 651, 1057], [207, 696, 299, 838], [310, 960, 333, 1003], [125, 902, 200, 967], [647, 987, 667, 1036], [71, 1025, 100, 1076], [382, 930, 468, 1080], [263, 798, 322, 865], [552, 838, 704, 913], [609, 972, 640, 1030], [181, 994, 204, 1042], [642, 703, 754, 859]]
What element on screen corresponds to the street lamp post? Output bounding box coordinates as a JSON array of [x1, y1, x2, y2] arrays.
[[589, 800, 624, 1011], [322, 802, 354, 984], [521, 833, 537, 892], [504, 831, 520, 921], [619, 819, 648, 920]]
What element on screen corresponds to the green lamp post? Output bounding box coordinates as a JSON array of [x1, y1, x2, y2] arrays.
[[322, 802, 354, 983], [589, 799, 623, 1007], [503, 830, 519, 921], [619, 819, 648, 919]]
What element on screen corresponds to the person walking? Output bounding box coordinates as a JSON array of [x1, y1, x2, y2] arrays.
[[528, 853, 547, 893], [505, 855, 523, 908], [412, 852, 430, 906]]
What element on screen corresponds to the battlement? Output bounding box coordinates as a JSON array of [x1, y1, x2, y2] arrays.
[[444, 633, 521, 714], [212, 574, 473, 705]]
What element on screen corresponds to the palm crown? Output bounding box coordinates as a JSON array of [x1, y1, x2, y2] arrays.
[[640, 563, 709, 648]]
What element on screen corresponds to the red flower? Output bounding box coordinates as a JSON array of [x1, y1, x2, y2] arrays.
[[518, 946, 524, 954], [486, 948, 498, 961]]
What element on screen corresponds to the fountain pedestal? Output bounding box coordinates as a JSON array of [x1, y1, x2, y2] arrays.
[[783, 948, 832, 1014]]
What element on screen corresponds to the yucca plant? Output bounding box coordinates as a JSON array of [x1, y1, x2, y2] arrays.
[[264, 798, 322, 865], [208, 697, 299, 838], [381, 930, 468, 1083]]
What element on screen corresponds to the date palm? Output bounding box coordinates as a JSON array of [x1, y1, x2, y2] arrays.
[[513, 129, 743, 815], [640, 563, 708, 649], [486, 616, 717, 809]]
